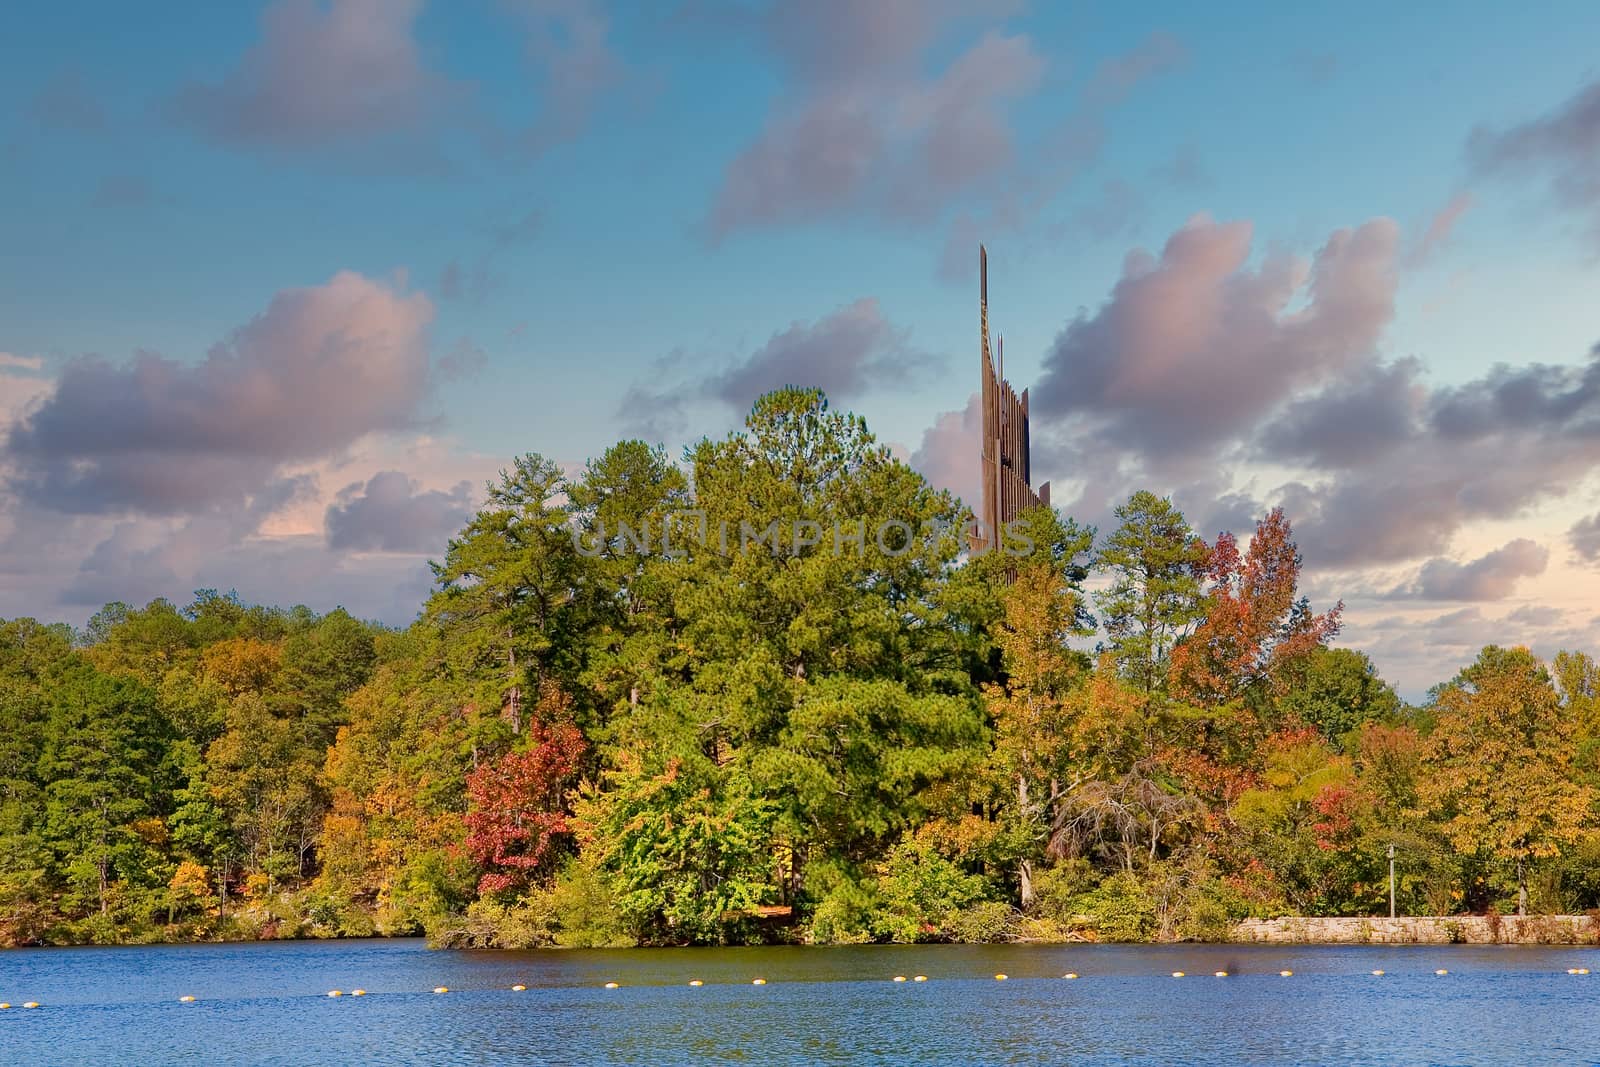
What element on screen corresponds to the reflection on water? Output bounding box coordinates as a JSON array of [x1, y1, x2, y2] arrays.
[[2, 938, 1600, 1065]]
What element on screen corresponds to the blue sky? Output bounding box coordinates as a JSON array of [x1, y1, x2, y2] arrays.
[[3, 1, 1600, 695]]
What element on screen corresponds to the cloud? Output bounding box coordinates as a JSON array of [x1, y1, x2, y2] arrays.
[[491, 208, 543, 249], [501, 0, 629, 159], [936, 213, 1600, 584], [170, 0, 457, 153], [58, 476, 311, 607], [1344, 604, 1600, 698], [167, 0, 632, 168], [5, 272, 434, 516], [709, 298, 927, 407], [617, 298, 930, 439], [1073, 178, 1144, 242], [1388, 539, 1550, 601], [435, 337, 488, 382], [936, 115, 1106, 283], [0, 353, 44, 372], [1570, 513, 1600, 563], [1468, 77, 1600, 244], [1031, 214, 1400, 459], [706, 2, 1042, 238], [1258, 357, 1426, 470], [438, 258, 494, 303], [934, 31, 1186, 283], [1085, 30, 1186, 107], [437, 208, 542, 303], [1409, 191, 1474, 266], [1153, 144, 1208, 189], [0, 425, 501, 627], [325, 471, 475, 553], [1255, 343, 1600, 567], [910, 392, 982, 507]]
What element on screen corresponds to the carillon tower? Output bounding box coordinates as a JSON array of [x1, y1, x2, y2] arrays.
[[975, 245, 1049, 554]]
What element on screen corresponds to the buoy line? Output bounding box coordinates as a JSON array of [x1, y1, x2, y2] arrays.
[[17, 965, 1589, 1010]]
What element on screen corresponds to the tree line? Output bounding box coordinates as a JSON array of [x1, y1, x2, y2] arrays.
[[2, 388, 1595, 947]]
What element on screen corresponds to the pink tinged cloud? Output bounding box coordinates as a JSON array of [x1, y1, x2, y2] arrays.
[[706, 1, 1043, 238], [1031, 214, 1400, 455], [1410, 192, 1474, 266], [5, 272, 434, 516], [325, 470, 476, 553], [1389, 538, 1551, 601], [1084, 30, 1187, 107], [171, 0, 449, 147], [910, 392, 983, 509]]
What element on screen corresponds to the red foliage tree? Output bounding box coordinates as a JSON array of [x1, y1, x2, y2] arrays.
[[1311, 784, 1360, 850], [463, 683, 587, 895], [1172, 508, 1342, 705]]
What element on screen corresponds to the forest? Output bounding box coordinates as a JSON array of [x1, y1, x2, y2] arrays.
[[3, 387, 1598, 948]]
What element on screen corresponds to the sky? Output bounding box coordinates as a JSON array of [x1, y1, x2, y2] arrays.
[[3, 1, 1600, 697]]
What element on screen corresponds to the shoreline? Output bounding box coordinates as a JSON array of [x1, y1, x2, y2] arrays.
[[9, 915, 1600, 950]]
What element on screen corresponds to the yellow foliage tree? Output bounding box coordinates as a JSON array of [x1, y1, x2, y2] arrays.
[[1420, 646, 1594, 915]]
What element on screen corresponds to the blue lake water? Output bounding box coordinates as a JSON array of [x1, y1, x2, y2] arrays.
[[3, 938, 1600, 1065]]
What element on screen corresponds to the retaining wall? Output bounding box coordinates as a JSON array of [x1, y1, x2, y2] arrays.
[[1232, 915, 1599, 944]]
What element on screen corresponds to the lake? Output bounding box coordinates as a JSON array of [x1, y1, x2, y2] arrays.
[[2, 938, 1599, 1065]]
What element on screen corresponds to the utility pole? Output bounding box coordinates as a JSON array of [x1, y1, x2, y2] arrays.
[[1388, 843, 1397, 919]]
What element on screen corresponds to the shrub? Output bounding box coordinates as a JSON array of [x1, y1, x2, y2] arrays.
[[808, 878, 877, 945], [872, 838, 992, 943], [946, 901, 1017, 943], [1075, 871, 1157, 942]]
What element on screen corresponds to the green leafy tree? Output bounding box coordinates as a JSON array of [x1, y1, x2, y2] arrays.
[[1094, 492, 1207, 693], [576, 754, 777, 943], [39, 666, 169, 915], [429, 454, 595, 751], [1277, 647, 1401, 745]]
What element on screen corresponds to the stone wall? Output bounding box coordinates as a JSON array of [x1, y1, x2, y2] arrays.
[[1232, 915, 1600, 945]]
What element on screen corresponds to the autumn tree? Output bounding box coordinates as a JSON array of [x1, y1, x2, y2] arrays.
[[463, 682, 587, 894], [1420, 646, 1594, 915], [983, 563, 1086, 905], [1171, 507, 1342, 706]]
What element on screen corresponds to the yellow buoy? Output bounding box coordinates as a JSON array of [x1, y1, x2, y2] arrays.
[[433, 986, 450, 994], [179, 995, 196, 1003], [892, 975, 907, 982], [994, 973, 1008, 981], [1580, 968, 1592, 975], [1279, 970, 1293, 977], [327, 990, 343, 998], [1434, 969, 1448, 976], [1371, 969, 1385, 976], [603, 982, 619, 989], [913, 975, 927, 982], [0, 1003, 10, 1009], [688, 980, 703, 987], [1171, 971, 1185, 978], [23, 1002, 40, 1009], [751, 978, 767, 986], [1214, 971, 1228, 978], [351, 989, 366, 997], [512, 984, 527, 991], [1062, 973, 1078, 980]]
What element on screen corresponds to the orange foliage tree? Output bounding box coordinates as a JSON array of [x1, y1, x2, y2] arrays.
[[1172, 508, 1342, 706]]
